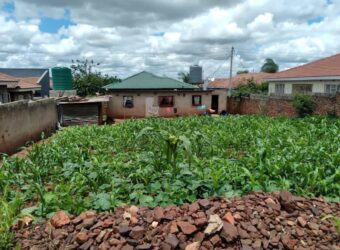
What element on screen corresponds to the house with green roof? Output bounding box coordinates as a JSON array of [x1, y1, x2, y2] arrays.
[[103, 71, 226, 118]]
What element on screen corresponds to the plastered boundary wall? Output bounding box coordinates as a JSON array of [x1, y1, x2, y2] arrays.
[[0, 98, 58, 154]]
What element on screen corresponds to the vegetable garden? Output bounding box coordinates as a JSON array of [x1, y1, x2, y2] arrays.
[[1, 115, 340, 246]]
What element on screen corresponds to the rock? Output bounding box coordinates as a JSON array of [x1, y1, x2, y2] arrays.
[[151, 221, 158, 228], [137, 243, 152, 249], [129, 205, 139, 216], [79, 211, 96, 220], [177, 221, 197, 235], [75, 232, 89, 243], [281, 234, 298, 249], [50, 211, 70, 228], [194, 217, 207, 227], [297, 217, 307, 227], [119, 225, 131, 236], [82, 218, 96, 229], [129, 226, 145, 239], [185, 241, 200, 250], [204, 214, 223, 235], [188, 202, 200, 213], [154, 207, 164, 221], [198, 199, 210, 209], [164, 234, 179, 248], [221, 222, 239, 242], [210, 235, 221, 245], [98, 241, 110, 250], [123, 211, 132, 220], [223, 212, 235, 225], [79, 239, 94, 250], [167, 222, 177, 234]]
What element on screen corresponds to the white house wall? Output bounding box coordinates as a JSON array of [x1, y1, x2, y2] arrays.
[[268, 80, 340, 95]]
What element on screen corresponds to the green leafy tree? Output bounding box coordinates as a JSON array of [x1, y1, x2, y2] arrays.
[[237, 70, 249, 75], [292, 94, 316, 117], [178, 72, 190, 83], [261, 58, 279, 73], [231, 79, 269, 98], [71, 59, 120, 96]]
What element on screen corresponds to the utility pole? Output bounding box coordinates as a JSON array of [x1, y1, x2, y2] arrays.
[[229, 46, 234, 87]]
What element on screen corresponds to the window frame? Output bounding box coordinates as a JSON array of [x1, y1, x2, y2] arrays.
[[325, 84, 338, 94], [158, 96, 174, 107], [275, 83, 285, 95], [192, 95, 202, 106], [123, 96, 134, 108]]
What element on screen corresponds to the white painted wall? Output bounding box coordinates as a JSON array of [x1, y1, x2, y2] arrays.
[[268, 80, 340, 95]]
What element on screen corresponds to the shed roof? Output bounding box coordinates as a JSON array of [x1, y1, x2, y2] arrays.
[[0, 72, 40, 90], [265, 53, 340, 80], [104, 71, 198, 90]]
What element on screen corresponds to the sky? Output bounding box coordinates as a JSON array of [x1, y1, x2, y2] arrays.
[[0, 0, 340, 79]]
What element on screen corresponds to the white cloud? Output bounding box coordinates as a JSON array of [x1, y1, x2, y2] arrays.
[[0, 0, 339, 78]]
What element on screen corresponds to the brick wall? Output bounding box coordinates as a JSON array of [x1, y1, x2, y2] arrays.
[[227, 93, 339, 117]]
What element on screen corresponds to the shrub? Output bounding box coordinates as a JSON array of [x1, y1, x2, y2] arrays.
[[292, 94, 316, 117]]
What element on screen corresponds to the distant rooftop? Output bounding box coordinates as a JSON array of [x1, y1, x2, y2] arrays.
[[208, 72, 273, 89], [265, 53, 340, 80], [104, 71, 198, 90]]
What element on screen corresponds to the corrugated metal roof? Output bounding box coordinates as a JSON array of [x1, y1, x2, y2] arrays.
[[104, 71, 198, 90]]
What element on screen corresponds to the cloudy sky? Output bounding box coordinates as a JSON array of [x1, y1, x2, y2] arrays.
[[0, 0, 339, 79]]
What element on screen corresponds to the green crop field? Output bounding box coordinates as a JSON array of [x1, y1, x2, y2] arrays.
[[2, 115, 340, 213], [1, 115, 339, 246]]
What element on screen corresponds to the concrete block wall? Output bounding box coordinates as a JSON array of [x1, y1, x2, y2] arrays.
[[0, 98, 58, 155]]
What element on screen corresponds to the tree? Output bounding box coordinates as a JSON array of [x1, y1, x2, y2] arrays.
[[70, 59, 120, 96], [237, 70, 249, 75], [178, 72, 190, 83], [261, 58, 279, 73]]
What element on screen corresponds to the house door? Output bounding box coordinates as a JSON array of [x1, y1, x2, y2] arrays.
[[145, 97, 159, 117], [211, 95, 219, 113]]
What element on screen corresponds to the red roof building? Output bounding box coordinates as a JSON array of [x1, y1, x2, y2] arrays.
[[265, 53, 340, 95]]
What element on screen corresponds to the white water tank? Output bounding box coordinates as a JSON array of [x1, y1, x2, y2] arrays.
[[189, 65, 203, 84]]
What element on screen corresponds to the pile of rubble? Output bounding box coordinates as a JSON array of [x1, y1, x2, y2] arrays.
[[14, 191, 340, 249]]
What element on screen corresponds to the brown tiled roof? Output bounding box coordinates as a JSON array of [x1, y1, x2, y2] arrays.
[[266, 53, 340, 79], [0, 73, 17, 82], [208, 72, 273, 89], [0, 73, 40, 89]]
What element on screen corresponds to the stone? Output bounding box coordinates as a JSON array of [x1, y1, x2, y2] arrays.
[[82, 218, 96, 229], [79, 211, 96, 220], [154, 206, 164, 221], [169, 221, 179, 234], [119, 225, 131, 236], [297, 217, 307, 227], [136, 243, 152, 249], [177, 221, 197, 235], [221, 222, 239, 242], [79, 239, 94, 250], [281, 234, 298, 250], [50, 211, 70, 228], [223, 212, 235, 225], [151, 221, 158, 228], [129, 205, 139, 216], [185, 241, 200, 250], [129, 226, 145, 239], [204, 214, 223, 235], [210, 235, 221, 245], [194, 217, 207, 227], [188, 202, 200, 213], [75, 232, 89, 244], [164, 234, 179, 248], [198, 199, 210, 209]]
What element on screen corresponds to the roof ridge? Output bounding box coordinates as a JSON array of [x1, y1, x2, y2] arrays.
[[276, 53, 340, 74]]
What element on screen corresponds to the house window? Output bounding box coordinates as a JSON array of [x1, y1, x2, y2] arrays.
[[192, 95, 202, 106], [275, 84, 285, 95], [292, 84, 312, 94], [325, 84, 339, 94], [123, 96, 134, 108], [159, 96, 174, 107]]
